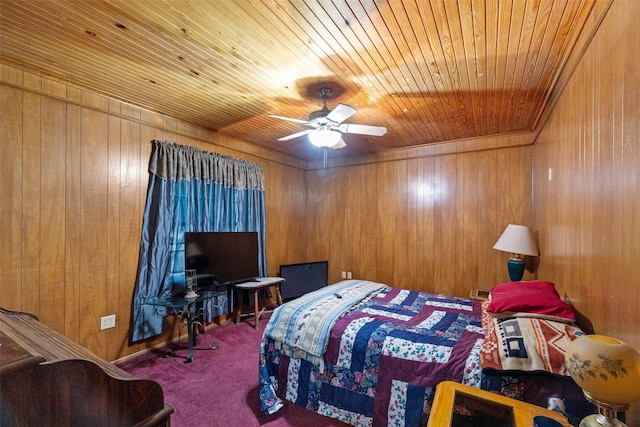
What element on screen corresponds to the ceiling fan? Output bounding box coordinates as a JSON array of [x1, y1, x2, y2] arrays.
[[268, 87, 387, 150]]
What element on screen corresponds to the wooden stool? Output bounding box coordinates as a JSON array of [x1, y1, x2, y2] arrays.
[[234, 277, 284, 329]]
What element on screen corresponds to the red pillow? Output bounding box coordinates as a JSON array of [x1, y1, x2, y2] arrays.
[[487, 280, 576, 323]]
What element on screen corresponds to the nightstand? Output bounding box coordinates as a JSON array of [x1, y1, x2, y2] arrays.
[[427, 381, 571, 427], [470, 289, 490, 300]]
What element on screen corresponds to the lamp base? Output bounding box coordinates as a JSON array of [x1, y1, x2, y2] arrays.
[[579, 392, 629, 427], [507, 257, 525, 281], [184, 290, 199, 302], [579, 414, 627, 427]]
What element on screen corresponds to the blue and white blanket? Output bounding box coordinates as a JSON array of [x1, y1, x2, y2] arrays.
[[264, 280, 387, 359]]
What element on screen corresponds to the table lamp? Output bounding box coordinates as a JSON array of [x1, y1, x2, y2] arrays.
[[565, 335, 640, 427], [184, 269, 199, 301], [493, 224, 538, 281]]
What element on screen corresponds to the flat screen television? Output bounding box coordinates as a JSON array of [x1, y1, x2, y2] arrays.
[[278, 261, 328, 301], [184, 231, 260, 287]]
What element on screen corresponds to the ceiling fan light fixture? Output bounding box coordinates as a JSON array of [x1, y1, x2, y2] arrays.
[[308, 129, 342, 148]]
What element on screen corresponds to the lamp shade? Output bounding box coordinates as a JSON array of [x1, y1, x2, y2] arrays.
[[565, 335, 640, 406], [308, 129, 342, 148], [493, 224, 538, 257]]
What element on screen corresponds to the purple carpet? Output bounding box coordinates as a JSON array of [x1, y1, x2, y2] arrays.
[[118, 315, 349, 427]]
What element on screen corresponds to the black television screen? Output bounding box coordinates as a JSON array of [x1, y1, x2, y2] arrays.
[[185, 231, 260, 286], [278, 261, 328, 301]]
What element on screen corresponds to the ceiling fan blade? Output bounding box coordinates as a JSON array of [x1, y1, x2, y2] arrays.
[[338, 123, 387, 136], [268, 114, 313, 126], [326, 104, 356, 124], [277, 129, 312, 141]]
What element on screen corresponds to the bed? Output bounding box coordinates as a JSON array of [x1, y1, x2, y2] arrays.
[[258, 279, 593, 427]]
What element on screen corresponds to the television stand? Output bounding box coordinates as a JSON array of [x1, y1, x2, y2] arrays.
[[234, 277, 285, 329]]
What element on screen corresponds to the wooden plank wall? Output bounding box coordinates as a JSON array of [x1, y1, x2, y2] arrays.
[[533, 0, 639, 362], [0, 63, 308, 361], [533, 1, 639, 422], [306, 140, 533, 297]]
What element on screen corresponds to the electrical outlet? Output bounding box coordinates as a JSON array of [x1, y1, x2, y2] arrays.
[[342, 271, 347, 279], [100, 314, 116, 330], [347, 272, 352, 279]]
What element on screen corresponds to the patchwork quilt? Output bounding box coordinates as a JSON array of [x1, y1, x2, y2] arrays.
[[259, 285, 484, 427]]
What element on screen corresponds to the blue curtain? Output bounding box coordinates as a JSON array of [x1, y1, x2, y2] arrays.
[[131, 141, 267, 342]]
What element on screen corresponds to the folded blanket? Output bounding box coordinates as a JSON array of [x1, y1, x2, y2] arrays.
[[264, 279, 387, 358], [480, 313, 583, 376]]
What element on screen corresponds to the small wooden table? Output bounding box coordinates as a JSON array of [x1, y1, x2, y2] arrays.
[[234, 277, 285, 329], [427, 381, 571, 427]]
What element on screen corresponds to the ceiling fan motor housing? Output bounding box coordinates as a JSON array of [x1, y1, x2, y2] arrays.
[[308, 109, 331, 123]]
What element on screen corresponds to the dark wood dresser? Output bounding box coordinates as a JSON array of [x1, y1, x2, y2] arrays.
[[0, 307, 173, 426]]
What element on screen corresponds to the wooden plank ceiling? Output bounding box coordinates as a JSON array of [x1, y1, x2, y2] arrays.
[[0, 0, 598, 162]]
